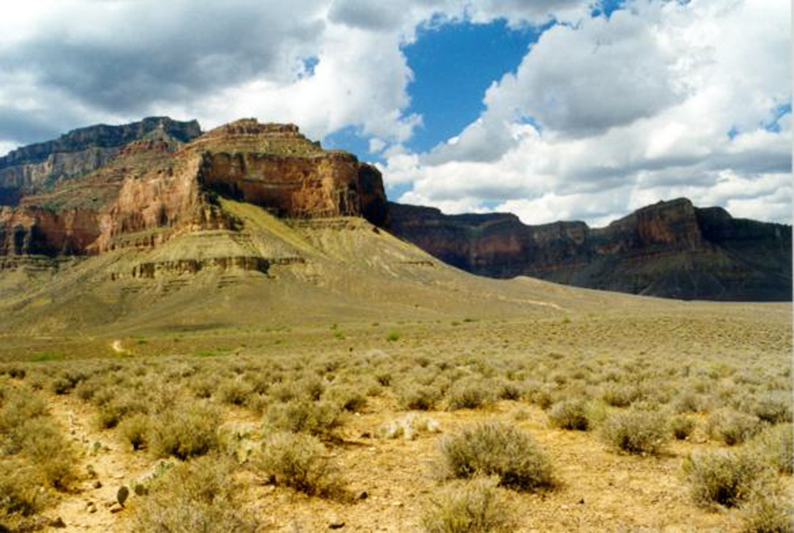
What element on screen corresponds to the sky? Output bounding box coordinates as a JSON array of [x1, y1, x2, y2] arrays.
[[0, 0, 790, 226]]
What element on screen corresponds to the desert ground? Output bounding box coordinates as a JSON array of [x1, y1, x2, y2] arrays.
[[1, 293, 791, 532]]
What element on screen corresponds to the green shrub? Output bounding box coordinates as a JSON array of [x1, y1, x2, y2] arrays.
[[707, 409, 762, 446], [119, 414, 149, 451], [446, 378, 496, 411], [386, 330, 401, 342], [256, 432, 346, 499], [149, 404, 220, 460], [265, 399, 343, 437], [740, 494, 793, 533], [670, 415, 697, 440], [751, 425, 793, 475], [439, 421, 554, 492], [422, 476, 515, 533], [132, 455, 256, 532], [600, 410, 669, 455], [548, 400, 589, 431], [683, 450, 771, 508]]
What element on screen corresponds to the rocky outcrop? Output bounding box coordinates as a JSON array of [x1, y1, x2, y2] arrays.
[[189, 119, 386, 221], [388, 198, 793, 301], [0, 117, 201, 203], [0, 118, 389, 265]]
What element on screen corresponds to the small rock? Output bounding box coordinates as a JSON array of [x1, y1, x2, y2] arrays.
[[110, 503, 124, 514], [360, 432, 371, 439], [328, 516, 345, 529], [88, 505, 97, 514], [93, 480, 103, 489], [356, 490, 368, 500], [579, 498, 585, 505], [117, 486, 129, 507], [50, 517, 67, 528]]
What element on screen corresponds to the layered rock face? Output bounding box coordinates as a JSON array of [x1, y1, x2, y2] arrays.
[[0, 117, 201, 203], [0, 118, 389, 260], [388, 198, 793, 301]]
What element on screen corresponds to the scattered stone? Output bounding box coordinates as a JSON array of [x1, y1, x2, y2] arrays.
[[110, 503, 124, 514], [117, 486, 130, 507], [50, 517, 67, 528], [328, 516, 345, 529], [360, 432, 371, 439], [356, 490, 368, 500], [579, 498, 585, 505], [93, 480, 102, 489]]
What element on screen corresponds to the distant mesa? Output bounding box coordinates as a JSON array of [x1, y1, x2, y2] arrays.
[[387, 198, 792, 302], [0, 117, 789, 302]]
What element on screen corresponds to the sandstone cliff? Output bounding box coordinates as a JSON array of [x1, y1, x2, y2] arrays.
[[0, 118, 389, 262], [388, 199, 793, 301]]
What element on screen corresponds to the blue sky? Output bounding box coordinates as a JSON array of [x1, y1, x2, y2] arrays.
[[0, 0, 790, 225]]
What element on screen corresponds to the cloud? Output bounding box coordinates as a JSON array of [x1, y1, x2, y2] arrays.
[[0, 0, 788, 228], [385, 0, 792, 225]]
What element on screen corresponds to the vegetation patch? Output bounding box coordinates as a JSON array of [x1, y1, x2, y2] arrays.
[[439, 421, 554, 492], [422, 476, 515, 533]]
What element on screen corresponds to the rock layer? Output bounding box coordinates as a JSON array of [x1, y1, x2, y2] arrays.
[[0, 117, 201, 203], [0, 118, 389, 261], [388, 199, 793, 301]]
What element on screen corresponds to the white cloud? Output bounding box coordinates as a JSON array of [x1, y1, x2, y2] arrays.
[[0, 0, 788, 228], [385, 0, 792, 225]]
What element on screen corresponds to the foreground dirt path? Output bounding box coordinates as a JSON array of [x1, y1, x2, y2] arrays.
[[46, 393, 151, 532]]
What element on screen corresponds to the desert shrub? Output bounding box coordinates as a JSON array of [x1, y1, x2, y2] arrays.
[[324, 385, 367, 412], [707, 409, 762, 446], [749, 393, 793, 425], [119, 414, 149, 451], [133, 455, 256, 532], [422, 476, 515, 533], [600, 409, 669, 455], [189, 375, 218, 399], [256, 432, 346, 499], [751, 425, 793, 475], [218, 379, 254, 406], [496, 380, 523, 401], [95, 393, 149, 429], [0, 387, 47, 442], [670, 415, 697, 440], [439, 421, 554, 492], [740, 494, 793, 533], [601, 383, 640, 408], [398, 384, 441, 411], [673, 391, 710, 413], [0, 459, 47, 519], [446, 378, 497, 411], [683, 450, 771, 508], [149, 404, 220, 460], [548, 400, 589, 431], [265, 399, 343, 437], [14, 418, 77, 490]]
